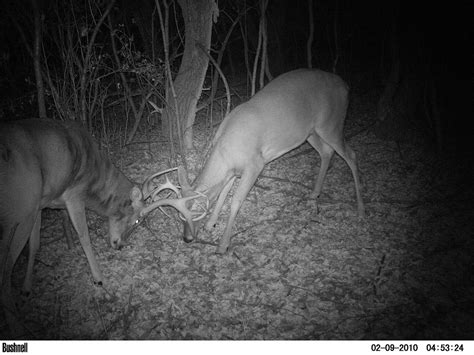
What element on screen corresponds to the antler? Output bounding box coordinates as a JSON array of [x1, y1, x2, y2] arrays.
[[141, 166, 210, 226], [180, 190, 209, 221], [139, 194, 206, 236], [142, 167, 178, 200], [147, 176, 181, 218], [149, 176, 181, 201], [142, 166, 183, 218]]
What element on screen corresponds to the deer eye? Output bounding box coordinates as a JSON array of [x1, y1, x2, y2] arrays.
[[133, 216, 144, 226]]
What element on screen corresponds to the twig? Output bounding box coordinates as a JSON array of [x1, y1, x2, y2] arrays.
[[94, 297, 109, 338], [259, 174, 312, 190], [373, 253, 386, 296], [196, 42, 231, 117]]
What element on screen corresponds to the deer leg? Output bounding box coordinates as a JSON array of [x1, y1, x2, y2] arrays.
[[1, 216, 36, 335], [62, 209, 74, 249], [205, 177, 235, 231], [307, 134, 335, 198], [65, 199, 103, 285], [318, 130, 365, 217], [332, 141, 365, 217], [22, 212, 41, 295], [217, 167, 262, 254]]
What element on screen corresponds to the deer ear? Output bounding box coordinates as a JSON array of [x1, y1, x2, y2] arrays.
[[130, 186, 143, 202], [177, 166, 193, 195]]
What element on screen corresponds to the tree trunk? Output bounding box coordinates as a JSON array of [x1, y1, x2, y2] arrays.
[[162, 0, 217, 150], [128, 0, 157, 62], [32, 0, 46, 118], [306, 0, 314, 69]]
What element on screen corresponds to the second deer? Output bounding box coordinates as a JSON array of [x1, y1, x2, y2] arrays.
[[144, 69, 365, 254]]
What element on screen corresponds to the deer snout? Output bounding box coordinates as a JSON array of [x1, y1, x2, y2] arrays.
[[108, 217, 128, 250], [183, 221, 196, 243], [110, 236, 123, 250]]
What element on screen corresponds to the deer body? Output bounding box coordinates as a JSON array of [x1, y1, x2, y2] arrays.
[[0, 119, 144, 330], [178, 69, 365, 253]]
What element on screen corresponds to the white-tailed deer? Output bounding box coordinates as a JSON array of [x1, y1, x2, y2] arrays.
[[0, 119, 196, 334], [144, 69, 365, 254]]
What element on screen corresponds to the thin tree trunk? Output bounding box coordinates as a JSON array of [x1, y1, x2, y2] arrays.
[[32, 0, 46, 118], [251, 11, 263, 96], [239, 17, 251, 85], [306, 0, 314, 69], [259, 0, 269, 89], [332, 0, 339, 73], [161, 0, 218, 150]]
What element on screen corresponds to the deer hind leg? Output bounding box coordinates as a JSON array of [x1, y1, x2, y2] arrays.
[[317, 131, 365, 217], [217, 166, 262, 254], [334, 142, 365, 217], [65, 199, 104, 285], [307, 133, 335, 198], [205, 177, 236, 231], [22, 212, 41, 295]]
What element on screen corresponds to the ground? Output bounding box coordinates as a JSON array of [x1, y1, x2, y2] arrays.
[[1, 86, 473, 340]]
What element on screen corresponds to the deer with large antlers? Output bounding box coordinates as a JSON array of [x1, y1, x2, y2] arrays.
[[144, 69, 365, 254], [0, 119, 200, 335]]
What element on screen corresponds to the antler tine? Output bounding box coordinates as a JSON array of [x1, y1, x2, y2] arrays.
[[150, 176, 181, 201], [157, 206, 173, 219], [149, 176, 182, 219], [176, 201, 207, 222], [142, 167, 178, 199], [190, 209, 207, 221], [139, 195, 203, 236]]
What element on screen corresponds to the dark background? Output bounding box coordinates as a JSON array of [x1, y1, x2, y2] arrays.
[[0, 0, 471, 149]]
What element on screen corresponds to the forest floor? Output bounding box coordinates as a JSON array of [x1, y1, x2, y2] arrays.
[[1, 80, 473, 340]]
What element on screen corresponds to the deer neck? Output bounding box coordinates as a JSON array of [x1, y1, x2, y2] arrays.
[[193, 152, 235, 204], [85, 154, 134, 218]]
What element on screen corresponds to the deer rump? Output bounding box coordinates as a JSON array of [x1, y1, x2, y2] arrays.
[[0, 118, 143, 333]]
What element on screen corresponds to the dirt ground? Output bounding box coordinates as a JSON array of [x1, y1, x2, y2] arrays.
[[1, 87, 473, 340]]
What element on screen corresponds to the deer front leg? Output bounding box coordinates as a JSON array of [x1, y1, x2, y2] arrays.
[[205, 177, 235, 231], [217, 168, 261, 254], [65, 199, 103, 285], [22, 212, 41, 294], [1, 216, 37, 336]]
